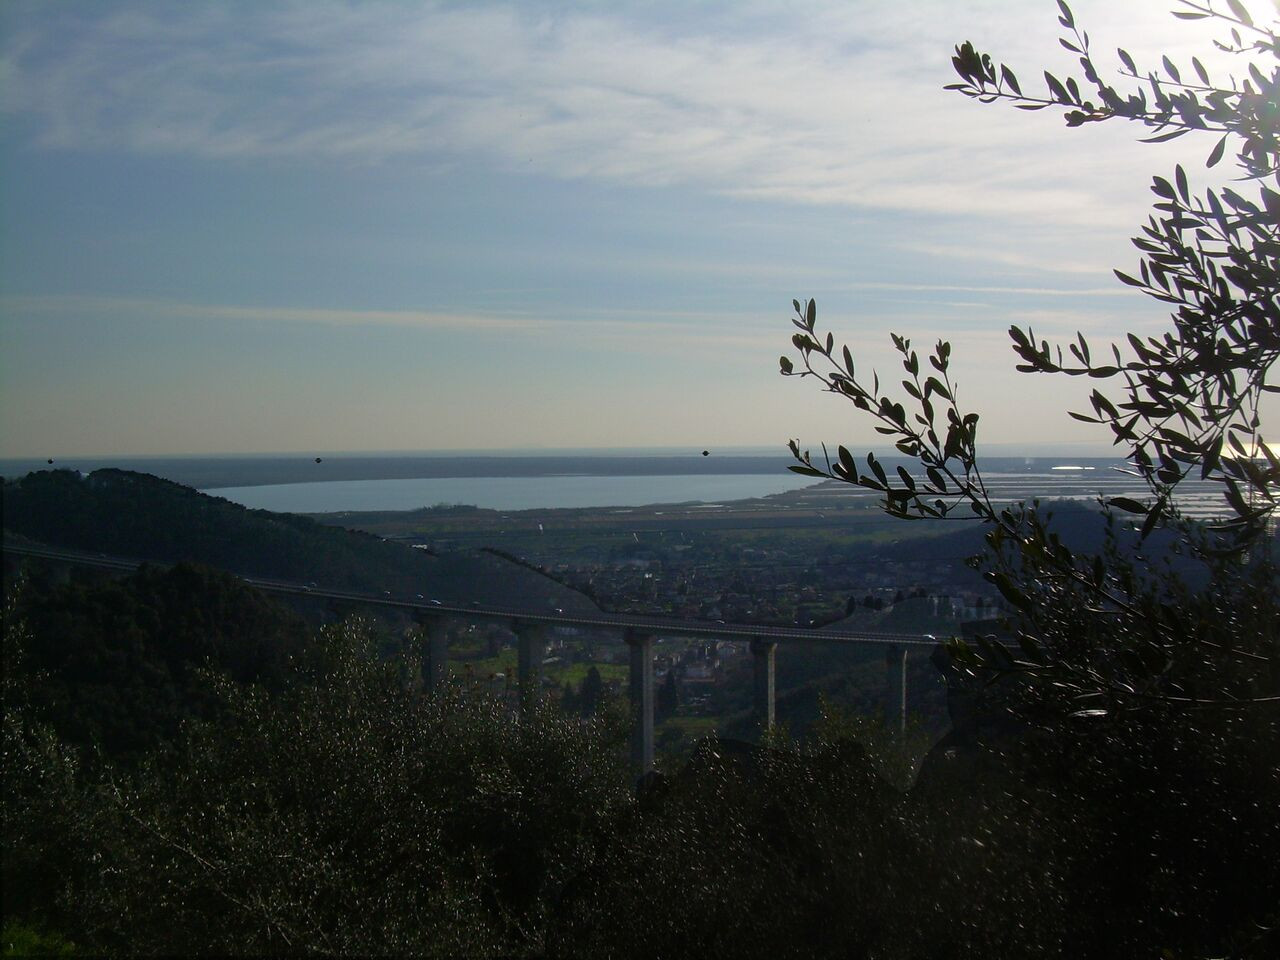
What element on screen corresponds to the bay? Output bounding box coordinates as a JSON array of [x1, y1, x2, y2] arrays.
[[206, 473, 821, 513]]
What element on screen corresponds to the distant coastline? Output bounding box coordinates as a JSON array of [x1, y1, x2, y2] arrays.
[[1, 449, 1126, 491], [2, 453, 800, 490], [2, 451, 1232, 518], [206, 473, 824, 513]]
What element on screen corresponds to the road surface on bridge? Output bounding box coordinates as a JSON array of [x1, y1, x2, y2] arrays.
[[4, 542, 940, 648]]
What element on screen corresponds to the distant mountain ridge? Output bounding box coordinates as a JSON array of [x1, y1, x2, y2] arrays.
[[2, 469, 597, 611]]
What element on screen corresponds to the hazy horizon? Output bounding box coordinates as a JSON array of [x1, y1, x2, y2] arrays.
[[1, 441, 1122, 463]]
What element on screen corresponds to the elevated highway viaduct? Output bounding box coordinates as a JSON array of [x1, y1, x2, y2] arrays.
[[4, 542, 941, 777]]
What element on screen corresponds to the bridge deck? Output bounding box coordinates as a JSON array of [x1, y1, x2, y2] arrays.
[[3, 542, 939, 647]]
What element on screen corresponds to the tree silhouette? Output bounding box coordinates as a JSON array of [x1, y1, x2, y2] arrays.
[[577, 665, 605, 718], [780, 9, 1279, 952], [781, 0, 1278, 720], [657, 669, 680, 720]]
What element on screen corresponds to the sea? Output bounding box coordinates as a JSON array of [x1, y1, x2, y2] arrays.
[[204, 473, 816, 513], [0, 449, 1230, 517]]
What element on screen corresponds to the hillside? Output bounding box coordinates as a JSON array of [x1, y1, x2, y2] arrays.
[[11, 562, 314, 762], [2, 469, 597, 612]]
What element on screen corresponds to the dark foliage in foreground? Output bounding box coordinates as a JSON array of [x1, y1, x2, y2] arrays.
[[5, 593, 1278, 958], [5, 614, 631, 957]]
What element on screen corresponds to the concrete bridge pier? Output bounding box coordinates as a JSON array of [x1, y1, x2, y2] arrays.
[[625, 629, 655, 778], [514, 621, 547, 713], [884, 644, 907, 734], [414, 613, 450, 693], [750, 639, 777, 735]]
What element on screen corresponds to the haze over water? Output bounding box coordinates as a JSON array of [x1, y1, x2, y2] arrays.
[[206, 473, 820, 513]]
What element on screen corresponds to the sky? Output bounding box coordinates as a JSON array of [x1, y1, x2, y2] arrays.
[[0, 0, 1271, 457]]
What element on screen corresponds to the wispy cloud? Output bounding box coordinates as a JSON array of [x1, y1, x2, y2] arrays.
[[890, 239, 1117, 277], [2, 294, 532, 331], [837, 280, 1129, 298], [0, 0, 1225, 230], [0, 292, 786, 353]]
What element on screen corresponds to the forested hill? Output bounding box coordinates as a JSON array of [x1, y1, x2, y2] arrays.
[[2, 469, 596, 611], [12, 562, 315, 762]]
